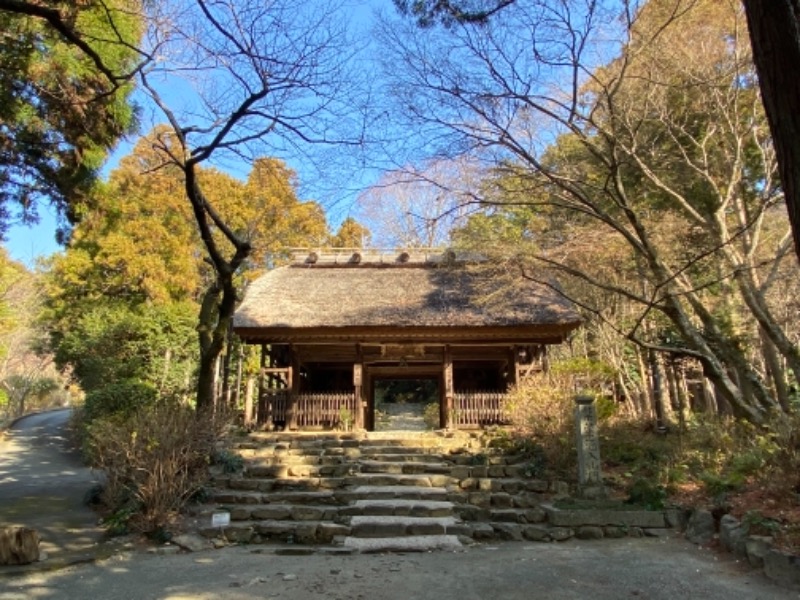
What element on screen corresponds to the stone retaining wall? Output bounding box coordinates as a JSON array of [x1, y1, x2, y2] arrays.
[[684, 508, 800, 591]]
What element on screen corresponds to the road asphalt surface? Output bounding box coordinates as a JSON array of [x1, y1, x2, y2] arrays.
[[1, 537, 796, 600], [0, 410, 105, 560], [1, 409, 796, 599]]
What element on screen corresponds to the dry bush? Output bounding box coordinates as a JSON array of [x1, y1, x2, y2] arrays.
[[86, 402, 231, 534], [500, 359, 619, 477], [501, 371, 578, 475]]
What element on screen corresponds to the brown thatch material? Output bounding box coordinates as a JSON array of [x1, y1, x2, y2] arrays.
[[234, 263, 581, 340]]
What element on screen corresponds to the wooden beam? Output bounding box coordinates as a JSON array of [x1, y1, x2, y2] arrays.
[[354, 344, 364, 430], [444, 345, 454, 429], [287, 347, 299, 430], [510, 346, 519, 389], [255, 344, 267, 426]]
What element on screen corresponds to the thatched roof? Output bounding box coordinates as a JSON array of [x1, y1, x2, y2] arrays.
[[234, 256, 581, 344]]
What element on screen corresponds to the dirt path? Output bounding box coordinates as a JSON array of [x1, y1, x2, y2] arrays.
[[1, 537, 794, 600], [0, 410, 105, 561]]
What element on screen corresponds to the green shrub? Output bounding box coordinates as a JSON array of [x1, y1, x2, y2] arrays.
[[742, 510, 782, 536], [83, 379, 158, 423], [337, 407, 354, 431], [626, 478, 667, 510], [699, 471, 744, 498], [212, 450, 244, 474], [423, 402, 440, 429]]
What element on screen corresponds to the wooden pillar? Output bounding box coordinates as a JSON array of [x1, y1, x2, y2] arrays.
[[510, 346, 519, 388], [444, 345, 454, 429], [243, 376, 255, 428], [353, 362, 363, 430], [287, 348, 299, 430], [256, 344, 268, 426]]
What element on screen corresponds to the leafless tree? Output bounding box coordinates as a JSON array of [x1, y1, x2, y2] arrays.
[[383, 0, 797, 422], [136, 0, 370, 410], [356, 158, 478, 247]]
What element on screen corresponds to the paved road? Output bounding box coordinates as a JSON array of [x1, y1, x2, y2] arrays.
[[0, 537, 795, 600], [0, 410, 105, 560]]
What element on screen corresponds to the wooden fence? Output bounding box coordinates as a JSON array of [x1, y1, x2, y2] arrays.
[[453, 391, 510, 428], [260, 390, 357, 429], [295, 392, 357, 429]]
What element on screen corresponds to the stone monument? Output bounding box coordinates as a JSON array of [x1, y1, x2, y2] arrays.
[[574, 395, 608, 499]]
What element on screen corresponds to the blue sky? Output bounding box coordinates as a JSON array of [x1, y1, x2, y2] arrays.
[[3, 0, 388, 268]]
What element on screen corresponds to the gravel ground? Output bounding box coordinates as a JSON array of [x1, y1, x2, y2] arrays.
[[1, 537, 796, 600]]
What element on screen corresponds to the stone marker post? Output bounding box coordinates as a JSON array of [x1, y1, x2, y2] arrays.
[[574, 395, 607, 499]]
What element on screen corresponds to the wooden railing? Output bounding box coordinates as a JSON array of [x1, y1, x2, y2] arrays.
[[259, 389, 289, 425], [294, 392, 357, 429], [260, 390, 357, 429], [454, 391, 510, 428]]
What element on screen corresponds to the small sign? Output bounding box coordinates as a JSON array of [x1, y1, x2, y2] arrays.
[[353, 364, 362, 386], [211, 511, 230, 527]]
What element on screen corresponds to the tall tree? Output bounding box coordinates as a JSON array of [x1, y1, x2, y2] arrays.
[[393, 0, 800, 263], [0, 246, 65, 419], [388, 0, 797, 422], [741, 0, 800, 262], [330, 217, 371, 248], [42, 129, 332, 402], [356, 159, 475, 248], [0, 0, 144, 240], [133, 0, 366, 411]]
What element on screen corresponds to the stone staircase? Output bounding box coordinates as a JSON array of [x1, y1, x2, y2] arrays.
[[193, 430, 583, 552]]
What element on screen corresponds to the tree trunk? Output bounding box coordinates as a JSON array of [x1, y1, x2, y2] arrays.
[[760, 328, 791, 412], [195, 278, 238, 414], [662, 295, 766, 423], [234, 344, 244, 409], [635, 347, 650, 417], [725, 260, 800, 386], [743, 0, 800, 262], [221, 322, 234, 408], [649, 350, 668, 431], [160, 348, 172, 394]]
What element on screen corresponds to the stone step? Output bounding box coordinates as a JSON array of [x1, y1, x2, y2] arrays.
[[246, 464, 357, 478], [348, 473, 457, 488], [264, 490, 340, 505], [240, 432, 479, 452], [212, 490, 266, 504], [222, 504, 343, 522], [357, 445, 446, 454], [215, 500, 455, 521], [342, 534, 463, 553], [349, 499, 454, 518], [357, 453, 448, 463], [238, 453, 348, 466], [349, 515, 460, 538], [357, 460, 453, 475], [347, 485, 449, 501], [257, 473, 454, 490], [200, 520, 350, 544], [269, 477, 349, 491]]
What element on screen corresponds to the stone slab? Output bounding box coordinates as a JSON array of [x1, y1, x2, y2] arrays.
[[544, 505, 666, 528], [348, 485, 448, 500], [763, 549, 800, 590], [172, 533, 214, 553], [353, 499, 454, 518], [343, 534, 463, 553], [349, 515, 458, 537]]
